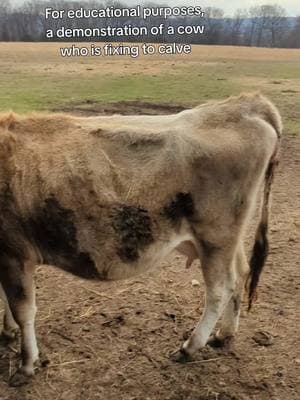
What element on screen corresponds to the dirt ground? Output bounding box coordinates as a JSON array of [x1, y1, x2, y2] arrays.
[[0, 102, 299, 400]]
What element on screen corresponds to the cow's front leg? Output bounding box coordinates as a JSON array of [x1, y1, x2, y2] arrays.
[[1, 260, 39, 386], [208, 244, 249, 347], [172, 246, 236, 362]]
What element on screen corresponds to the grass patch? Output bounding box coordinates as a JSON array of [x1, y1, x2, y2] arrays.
[[0, 69, 239, 112]]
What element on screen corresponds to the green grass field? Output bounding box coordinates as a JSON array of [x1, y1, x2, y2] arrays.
[[0, 43, 299, 133]]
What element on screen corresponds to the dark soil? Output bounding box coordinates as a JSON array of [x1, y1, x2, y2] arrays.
[[55, 100, 187, 117]]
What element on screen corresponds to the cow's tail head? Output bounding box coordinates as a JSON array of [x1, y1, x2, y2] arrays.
[[246, 109, 282, 311]]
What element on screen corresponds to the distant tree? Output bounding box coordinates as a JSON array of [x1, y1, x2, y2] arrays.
[[263, 4, 287, 47], [229, 8, 248, 45], [284, 16, 300, 48], [247, 4, 287, 47], [0, 0, 11, 40], [0, 0, 11, 15], [203, 7, 224, 44], [244, 6, 260, 46]]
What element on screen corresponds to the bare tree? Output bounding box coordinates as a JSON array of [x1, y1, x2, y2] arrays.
[[264, 5, 287, 47], [244, 6, 259, 46], [0, 0, 11, 40], [284, 16, 300, 48], [203, 7, 224, 44], [229, 8, 248, 45], [247, 4, 287, 47]]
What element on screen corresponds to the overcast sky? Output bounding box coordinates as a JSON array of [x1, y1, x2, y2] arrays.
[[9, 0, 300, 16]]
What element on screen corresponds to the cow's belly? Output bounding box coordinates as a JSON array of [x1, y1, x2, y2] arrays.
[[92, 223, 196, 280], [41, 227, 194, 281]]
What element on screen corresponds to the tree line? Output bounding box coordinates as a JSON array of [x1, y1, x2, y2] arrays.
[[0, 0, 299, 48]]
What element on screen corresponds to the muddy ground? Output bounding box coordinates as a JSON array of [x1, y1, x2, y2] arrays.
[[0, 102, 299, 400]]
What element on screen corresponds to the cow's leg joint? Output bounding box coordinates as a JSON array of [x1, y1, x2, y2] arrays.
[[212, 244, 249, 345], [179, 245, 237, 357], [3, 306, 19, 340], [1, 262, 39, 384], [0, 285, 19, 341]]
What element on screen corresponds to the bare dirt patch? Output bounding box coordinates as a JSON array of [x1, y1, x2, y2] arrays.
[[0, 102, 299, 400], [55, 100, 186, 116]]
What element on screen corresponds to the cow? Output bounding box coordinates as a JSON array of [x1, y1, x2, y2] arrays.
[[0, 93, 281, 386]]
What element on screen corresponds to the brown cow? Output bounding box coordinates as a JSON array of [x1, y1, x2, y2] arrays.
[[0, 93, 281, 386]]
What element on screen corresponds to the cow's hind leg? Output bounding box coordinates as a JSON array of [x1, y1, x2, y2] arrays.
[[208, 243, 249, 347], [0, 259, 39, 386], [172, 245, 236, 362], [0, 284, 19, 340]]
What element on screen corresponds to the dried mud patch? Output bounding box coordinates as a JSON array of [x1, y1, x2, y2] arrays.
[[54, 100, 187, 117]]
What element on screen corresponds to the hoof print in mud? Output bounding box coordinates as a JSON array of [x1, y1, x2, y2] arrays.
[[252, 331, 274, 347], [9, 370, 33, 387]]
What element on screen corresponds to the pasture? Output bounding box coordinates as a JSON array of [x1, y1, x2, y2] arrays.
[[0, 43, 299, 400]]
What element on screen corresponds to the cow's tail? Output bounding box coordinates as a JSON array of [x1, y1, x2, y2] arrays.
[[247, 106, 282, 311]]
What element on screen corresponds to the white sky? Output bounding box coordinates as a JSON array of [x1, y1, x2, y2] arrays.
[[185, 0, 300, 16], [9, 0, 300, 16]]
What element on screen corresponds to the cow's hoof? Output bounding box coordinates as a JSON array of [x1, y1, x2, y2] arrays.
[[9, 370, 33, 387], [0, 329, 18, 343], [207, 334, 233, 348], [170, 347, 193, 363]]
